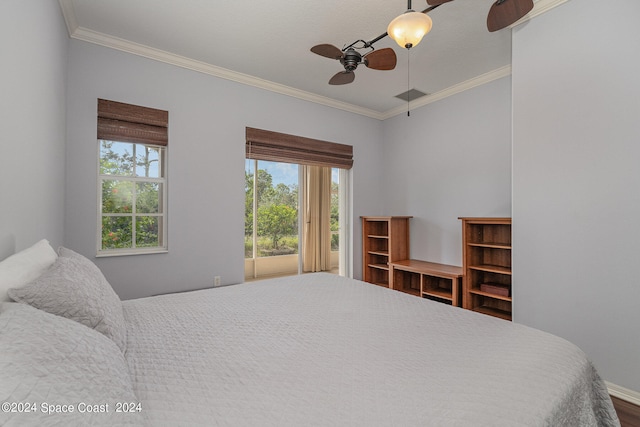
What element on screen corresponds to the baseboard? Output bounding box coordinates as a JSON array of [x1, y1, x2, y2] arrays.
[[607, 381, 640, 406]]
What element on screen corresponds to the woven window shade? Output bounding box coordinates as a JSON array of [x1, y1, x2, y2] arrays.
[[246, 127, 353, 169], [98, 99, 168, 146]]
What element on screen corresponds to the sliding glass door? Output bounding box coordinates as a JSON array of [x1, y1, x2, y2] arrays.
[[244, 159, 348, 281]]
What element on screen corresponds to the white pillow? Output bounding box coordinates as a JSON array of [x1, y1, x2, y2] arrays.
[[0, 302, 143, 426], [0, 239, 57, 302], [9, 249, 128, 352]]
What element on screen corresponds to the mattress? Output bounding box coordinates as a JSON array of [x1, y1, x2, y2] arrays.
[[122, 273, 618, 426]]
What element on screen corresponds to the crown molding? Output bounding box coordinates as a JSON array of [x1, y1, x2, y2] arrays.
[[511, 0, 570, 28], [58, 0, 566, 121], [530, 0, 570, 19], [66, 25, 386, 120], [57, 0, 77, 37], [381, 65, 512, 120]]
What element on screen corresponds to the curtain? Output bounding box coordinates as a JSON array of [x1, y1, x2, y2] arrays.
[[302, 165, 332, 272]]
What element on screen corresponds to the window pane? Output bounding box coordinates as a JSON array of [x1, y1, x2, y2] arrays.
[[135, 144, 161, 178], [102, 216, 132, 249], [98, 115, 167, 255], [100, 141, 134, 176], [102, 180, 134, 213], [136, 216, 159, 247], [245, 160, 254, 258], [136, 182, 161, 213], [255, 161, 298, 257]]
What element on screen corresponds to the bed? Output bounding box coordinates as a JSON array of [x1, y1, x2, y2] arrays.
[[0, 241, 620, 426]]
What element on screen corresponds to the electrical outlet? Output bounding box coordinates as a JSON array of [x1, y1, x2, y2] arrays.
[[214, 276, 221, 287]]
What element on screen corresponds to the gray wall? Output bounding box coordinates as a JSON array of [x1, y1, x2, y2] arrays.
[[512, 0, 640, 391], [4, 0, 638, 395], [0, 2, 68, 259], [65, 40, 384, 300], [381, 77, 512, 266]]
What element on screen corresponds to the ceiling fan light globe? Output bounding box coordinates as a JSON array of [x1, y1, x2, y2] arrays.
[[387, 11, 433, 49]]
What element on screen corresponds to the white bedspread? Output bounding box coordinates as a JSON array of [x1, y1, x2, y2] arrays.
[[122, 273, 619, 426]]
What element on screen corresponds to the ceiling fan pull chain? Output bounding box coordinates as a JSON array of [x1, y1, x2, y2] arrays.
[[407, 49, 411, 117]]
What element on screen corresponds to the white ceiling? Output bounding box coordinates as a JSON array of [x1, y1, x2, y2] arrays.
[[59, 0, 563, 119]]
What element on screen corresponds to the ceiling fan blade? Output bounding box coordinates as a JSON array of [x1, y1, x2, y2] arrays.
[[426, 0, 454, 5], [364, 48, 397, 71], [329, 71, 355, 85], [311, 44, 344, 59], [487, 0, 534, 32]]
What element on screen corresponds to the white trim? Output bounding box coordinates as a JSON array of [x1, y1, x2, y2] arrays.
[[57, 0, 77, 37], [96, 248, 169, 258], [68, 26, 386, 120], [339, 168, 352, 278], [607, 381, 640, 406], [58, 0, 565, 121], [511, 0, 571, 28], [381, 65, 512, 120], [297, 166, 304, 276]]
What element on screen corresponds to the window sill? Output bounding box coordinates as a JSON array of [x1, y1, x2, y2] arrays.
[[96, 248, 168, 258]]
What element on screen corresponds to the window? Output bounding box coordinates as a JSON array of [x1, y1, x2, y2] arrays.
[[244, 127, 352, 280], [244, 160, 346, 279], [97, 99, 168, 256], [245, 160, 299, 260]]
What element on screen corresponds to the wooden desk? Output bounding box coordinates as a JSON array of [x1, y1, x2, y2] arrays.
[[389, 259, 463, 306]]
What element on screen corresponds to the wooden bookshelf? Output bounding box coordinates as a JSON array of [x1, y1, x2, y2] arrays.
[[459, 217, 512, 320], [389, 259, 463, 306], [361, 216, 411, 288]]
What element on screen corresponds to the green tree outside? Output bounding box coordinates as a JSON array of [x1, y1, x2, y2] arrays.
[[245, 163, 340, 258], [100, 141, 163, 250]]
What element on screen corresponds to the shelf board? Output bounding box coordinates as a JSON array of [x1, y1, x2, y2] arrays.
[[469, 264, 511, 275], [469, 289, 512, 302], [367, 234, 389, 239], [422, 288, 453, 301], [458, 217, 511, 224], [372, 280, 389, 288], [368, 250, 389, 257], [389, 259, 463, 278], [368, 263, 389, 271], [468, 242, 511, 250], [399, 287, 420, 297], [473, 305, 512, 321]]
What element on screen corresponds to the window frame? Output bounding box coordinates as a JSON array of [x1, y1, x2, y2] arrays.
[[96, 140, 168, 257], [244, 159, 352, 280]]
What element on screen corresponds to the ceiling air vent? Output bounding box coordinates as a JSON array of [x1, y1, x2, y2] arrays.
[[394, 89, 428, 102]]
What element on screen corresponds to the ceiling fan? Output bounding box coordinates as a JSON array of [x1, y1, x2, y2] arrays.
[[310, 3, 442, 85], [311, 0, 533, 85], [310, 41, 397, 85]]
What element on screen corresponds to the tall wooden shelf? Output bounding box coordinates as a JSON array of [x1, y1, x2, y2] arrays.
[[460, 217, 512, 321], [361, 216, 411, 288]]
